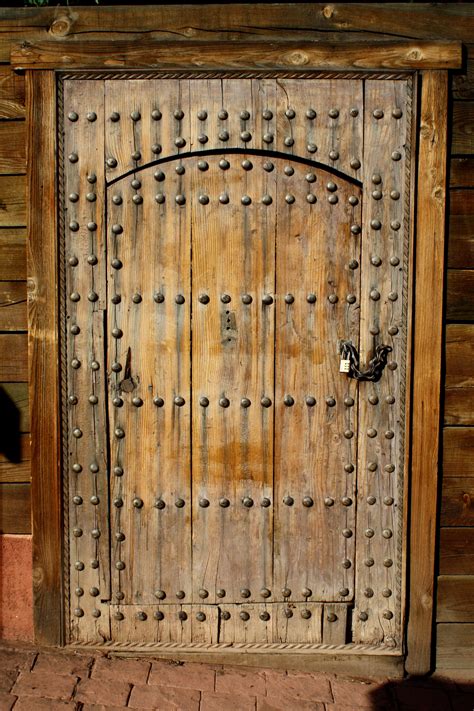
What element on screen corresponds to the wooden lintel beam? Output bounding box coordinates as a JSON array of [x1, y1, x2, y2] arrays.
[[11, 39, 462, 72]]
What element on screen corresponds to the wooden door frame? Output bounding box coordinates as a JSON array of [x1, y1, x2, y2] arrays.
[[24, 38, 457, 675]]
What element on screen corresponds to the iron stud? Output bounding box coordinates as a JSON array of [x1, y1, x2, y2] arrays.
[[73, 428, 82, 439], [385, 464, 395, 473], [174, 396, 185, 407], [261, 498, 271, 507], [342, 559, 351, 569], [301, 609, 311, 619], [106, 157, 117, 168], [69, 221, 79, 232], [285, 194, 295, 204], [342, 529, 353, 538], [175, 498, 185, 508], [306, 108, 316, 119], [329, 150, 339, 161], [345, 464, 354, 473], [74, 608, 84, 618], [199, 397, 209, 407], [365, 588, 374, 597], [282, 588, 291, 597], [240, 131, 251, 142], [306, 293, 316, 304], [199, 498, 209, 508], [262, 295, 273, 305], [284, 608, 293, 618], [75, 561, 84, 571], [217, 589, 226, 598], [263, 109, 273, 120], [68, 111, 78, 122], [219, 193, 229, 204], [391, 151, 402, 161], [242, 497, 253, 508], [178, 611, 187, 621], [305, 396, 316, 407], [68, 395, 78, 405], [111, 362, 122, 372], [241, 398, 251, 408], [284, 137, 294, 147], [328, 194, 338, 204], [219, 497, 230, 508], [112, 195, 122, 205], [373, 109, 384, 119], [241, 195, 251, 205], [240, 611, 250, 621], [155, 193, 165, 204], [218, 130, 229, 141], [307, 143, 317, 153], [70, 325, 80, 335], [326, 397, 336, 406], [262, 194, 272, 205], [154, 499, 165, 509], [112, 397, 123, 407], [307, 194, 317, 203], [175, 137, 186, 148], [359, 612, 368, 621], [391, 220, 401, 230], [324, 497, 334, 507], [351, 224, 361, 235], [261, 396, 272, 407], [263, 161, 274, 172], [72, 463, 82, 473], [218, 110, 228, 120], [302, 496, 313, 508], [283, 496, 294, 506], [219, 397, 230, 408], [110, 111, 120, 121], [114, 427, 125, 439], [283, 395, 294, 406], [132, 397, 143, 407], [260, 611, 270, 621], [284, 294, 294, 304], [384, 558, 393, 567], [115, 561, 125, 570]]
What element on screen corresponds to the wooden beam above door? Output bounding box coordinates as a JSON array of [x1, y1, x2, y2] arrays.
[[11, 39, 462, 72]]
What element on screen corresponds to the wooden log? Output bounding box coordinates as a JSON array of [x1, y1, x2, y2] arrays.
[[0, 334, 27, 381], [448, 214, 474, 268], [444, 389, 474, 426], [1, 4, 473, 42], [0, 483, 30, 534], [0, 229, 26, 280], [0, 67, 25, 118], [406, 70, 448, 676], [436, 624, 474, 673], [0, 176, 26, 227], [452, 46, 474, 100], [441, 477, 474, 526], [446, 270, 474, 321], [450, 158, 474, 188], [452, 102, 474, 154], [437, 576, 474, 622], [0, 281, 27, 331], [443, 427, 474, 478], [0, 433, 30, 484], [439, 528, 474, 575], [445, 324, 474, 389], [0, 382, 29, 433], [0, 122, 26, 174], [11, 39, 462, 71]]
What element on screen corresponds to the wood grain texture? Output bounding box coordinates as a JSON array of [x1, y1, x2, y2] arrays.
[[436, 623, 474, 672], [0, 382, 29, 432], [450, 158, 474, 188], [446, 270, 474, 321], [0, 334, 27, 381], [0, 122, 26, 174], [0, 67, 25, 118], [452, 102, 474, 155], [27, 70, 62, 646], [448, 214, 474, 269], [441, 477, 474, 526], [0, 281, 27, 330], [0, 483, 30, 534], [406, 71, 448, 676], [0, 175, 26, 227], [452, 46, 474, 100], [443, 428, 474, 478], [444, 389, 474, 426], [0, 433, 30, 483], [11, 39, 462, 71], [437, 576, 474, 622], [439, 528, 474, 575], [0, 229, 26, 280], [445, 324, 474, 389]]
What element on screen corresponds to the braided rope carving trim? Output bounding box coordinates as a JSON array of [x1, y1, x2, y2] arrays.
[[58, 70, 412, 82]]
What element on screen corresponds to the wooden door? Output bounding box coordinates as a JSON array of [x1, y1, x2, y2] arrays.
[[62, 74, 412, 652]]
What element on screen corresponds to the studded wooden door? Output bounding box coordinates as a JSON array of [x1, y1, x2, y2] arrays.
[[62, 74, 413, 653]]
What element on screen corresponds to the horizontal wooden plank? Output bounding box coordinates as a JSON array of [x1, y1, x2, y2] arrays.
[[450, 189, 474, 216], [439, 528, 474, 575], [448, 214, 474, 268], [441, 477, 474, 526], [446, 270, 474, 321], [0, 433, 30, 484], [0, 175, 25, 227], [0, 67, 25, 118], [0, 382, 29, 433], [444, 388, 474, 426], [0, 334, 27, 381], [453, 46, 474, 100], [436, 624, 474, 671], [1, 5, 473, 42], [450, 158, 474, 188], [452, 102, 474, 155], [0, 483, 30, 534], [0, 122, 25, 174], [437, 576, 474, 622], [0, 229, 26, 280], [0, 281, 27, 331], [443, 428, 474, 479], [445, 324, 474, 389], [11, 39, 462, 71]]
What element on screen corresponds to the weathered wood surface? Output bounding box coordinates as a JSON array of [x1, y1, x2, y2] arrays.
[[444, 389, 474, 426], [0, 176, 26, 227], [436, 624, 474, 673], [0, 382, 29, 432], [445, 324, 474, 389], [437, 576, 474, 622], [452, 46, 474, 100], [446, 270, 474, 321], [27, 71, 62, 645], [443, 428, 474, 478], [452, 102, 474, 155], [0, 67, 25, 119], [11, 39, 462, 71], [439, 528, 474, 575], [0, 122, 25, 174], [0, 433, 30, 483], [448, 212, 474, 268], [450, 158, 474, 188], [0, 334, 27, 381], [0, 229, 26, 280], [0, 482, 30, 534], [0, 281, 27, 330], [406, 70, 448, 676], [441, 477, 474, 527]]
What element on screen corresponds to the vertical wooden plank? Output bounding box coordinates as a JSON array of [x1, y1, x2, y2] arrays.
[[353, 79, 411, 647], [406, 71, 448, 674], [27, 70, 62, 645]]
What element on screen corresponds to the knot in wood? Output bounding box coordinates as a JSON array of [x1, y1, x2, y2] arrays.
[[49, 17, 71, 37]]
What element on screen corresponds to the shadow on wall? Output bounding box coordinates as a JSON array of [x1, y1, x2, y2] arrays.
[[369, 676, 474, 710], [0, 386, 21, 465]]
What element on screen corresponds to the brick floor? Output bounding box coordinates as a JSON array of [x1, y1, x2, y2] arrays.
[[0, 642, 471, 710]]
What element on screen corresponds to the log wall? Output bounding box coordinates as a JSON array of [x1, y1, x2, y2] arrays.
[[0, 4, 472, 670]]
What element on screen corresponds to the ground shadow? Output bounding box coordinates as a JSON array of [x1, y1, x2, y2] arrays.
[[371, 675, 474, 710]]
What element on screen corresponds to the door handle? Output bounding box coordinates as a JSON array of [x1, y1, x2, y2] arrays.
[[339, 340, 392, 382]]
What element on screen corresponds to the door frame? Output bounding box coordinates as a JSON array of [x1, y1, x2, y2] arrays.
[[24, 37, 457, 675]]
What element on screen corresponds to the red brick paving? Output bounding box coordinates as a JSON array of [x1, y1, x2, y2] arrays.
[[0, 642, 472, 710]]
